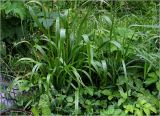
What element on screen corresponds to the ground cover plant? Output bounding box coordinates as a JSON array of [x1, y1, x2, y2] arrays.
[[0, 0, 160, 115]]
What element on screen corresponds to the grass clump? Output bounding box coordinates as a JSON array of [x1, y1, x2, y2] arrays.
[[0, 0, 160, 115]]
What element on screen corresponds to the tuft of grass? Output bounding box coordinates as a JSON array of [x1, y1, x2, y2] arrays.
[[1, 0, 159, 115]]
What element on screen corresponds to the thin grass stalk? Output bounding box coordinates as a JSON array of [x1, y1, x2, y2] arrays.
[[122, 59, 129, 100]]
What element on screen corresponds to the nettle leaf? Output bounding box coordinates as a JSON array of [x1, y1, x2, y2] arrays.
[[148, 72, 158, 78], [17, 80, 31, 91], [118, 98, 125, 106], [139, 99, 146, 106], [12, 8, 26, 20], [135, 79, 143, 89], [86, 87, 94, 96], [105, 108, 115, 115], [85, 99, 92, 105], [39, 94, 51, 116], [116, 76, 126, 85], [4, 2, 27, 20], [123, 104, 134, 113], [144, 72, 158, 85], [144, 103, 157, 113], [31, 107, 39, 116], [135, 108, 143, 116], [0, 1, 11, 11], [119, 87, 127, 99], [149, 106, 157, 113], [100, 107, 126, 116], [113, 109, 123, 115], [94, 100, 101, 106], [143, 108, 150, 116]]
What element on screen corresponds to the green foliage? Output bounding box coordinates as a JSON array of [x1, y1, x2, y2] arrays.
[[0, 1, 28, 20], [1, 0, 160, 115], [31, 94, 51, 116], [100, 106, 126, 116], [124, 99, 157, 116], [38, 94, 51, 116]]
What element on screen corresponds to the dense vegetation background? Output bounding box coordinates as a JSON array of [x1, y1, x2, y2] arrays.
[[0, 0, 160, 115]]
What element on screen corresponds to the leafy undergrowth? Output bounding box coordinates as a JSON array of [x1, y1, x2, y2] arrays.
[[0, 0, 160, 115]]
